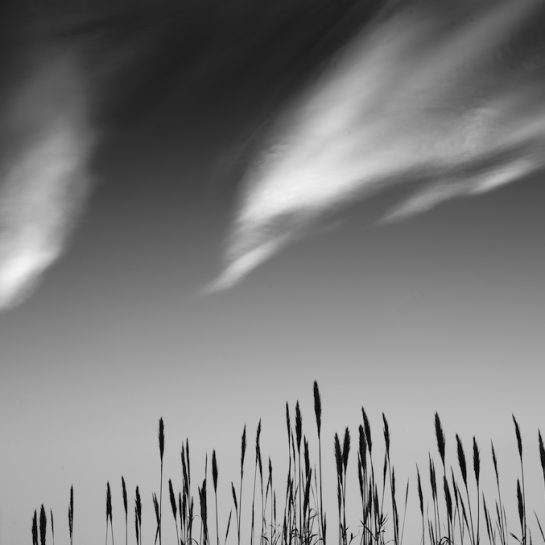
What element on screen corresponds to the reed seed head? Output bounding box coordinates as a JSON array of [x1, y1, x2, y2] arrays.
[[122, 476, 128, 518], [39, 504, 47, 545], [32, 510, 38, 545], [212, 450, 218, 493], [434, 413, 446, 467], [231, 482, 238, 512], [240, 425, 247, 476], [417, 467, 424, 517], [68, 486, 74, 539], [49, 509, 54, 541], [382, 414, 390, 457], [295, 402, 302, 452], [158, 418, 165, 462], [285, 403, 291, 442], [313, 381, 322, 437], [153, 493, 160, 524], [539, 431, 545, 484], [491, 440, 499, 484], [106, 482, 112, 523], [334, 433, 342, 484], [135, 486, 142, 526], [342, 427, 351, 472], [516, 479, 524, 530], [513, 415, 523, 460], [456, 434, 467, 487], [428, 455, 437, 501], [473, 436, 480, 486], [255, 419, 262, 470], [169, 479, 177, 520], [362, 407, 372, 454], [443, 475, 453, 522]]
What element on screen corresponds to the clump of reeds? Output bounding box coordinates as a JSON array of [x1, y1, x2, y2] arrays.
[[31, 382, 545, 545]]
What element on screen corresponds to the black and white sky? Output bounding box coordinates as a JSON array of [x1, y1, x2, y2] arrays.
[[1, 0, 545, 543]]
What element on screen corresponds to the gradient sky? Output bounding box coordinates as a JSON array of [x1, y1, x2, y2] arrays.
[[1, 1, 545, 544]]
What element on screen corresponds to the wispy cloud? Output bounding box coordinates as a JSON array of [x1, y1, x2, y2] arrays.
[[0, 49, 94, 309], [212, 0, 545, 290]]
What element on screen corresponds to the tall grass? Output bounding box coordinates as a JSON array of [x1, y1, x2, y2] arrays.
[[32, 382, 545, 545]]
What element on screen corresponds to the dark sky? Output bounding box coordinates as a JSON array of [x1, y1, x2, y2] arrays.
[[1, 1, 545, 544]]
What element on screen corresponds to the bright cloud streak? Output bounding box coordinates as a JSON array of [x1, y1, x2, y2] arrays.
[[213, 0, 545, 290], [0, 49, 94, 309]]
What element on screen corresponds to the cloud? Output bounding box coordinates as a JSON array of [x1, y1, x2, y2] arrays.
[[0, 49, 94, 309], [213, 0, 545, 290]]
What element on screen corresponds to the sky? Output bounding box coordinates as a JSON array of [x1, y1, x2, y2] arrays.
[[1, 1, 545, 544]]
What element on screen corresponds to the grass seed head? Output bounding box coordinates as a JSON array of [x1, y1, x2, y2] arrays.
[[32, 510, 38, 545], [491, 440, 499, 484], [456, 435, 467, 488], [313, 381, 322, 437], [169, 479, 177, 520], [159, 418, 165, 462], [106, 482, 112, 523], [240, 425, 247, 476], [428, 455, 437, 501], [295, 402, 302, 452], [434, 413, 446, 467], [517, 479, 524, 530], [68, 486, 74, 540], [334, 434, 342, 484], [343, 427, 351, 472], [513, 415, 523, 460], [39, 505, 47, 545], [417, 467, 424, 517], [473, 437, 480, 486], [122, 477, 128, 518], [443, 476, 453, 522], [212, 450, 218, 493], [382, 414, 390, 457], [362, 408, 372, 454], [285, 403, 291, 442]]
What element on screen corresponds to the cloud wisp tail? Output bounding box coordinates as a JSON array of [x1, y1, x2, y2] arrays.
[[0, 48, 95, 309], [212, 0, 545, 290]]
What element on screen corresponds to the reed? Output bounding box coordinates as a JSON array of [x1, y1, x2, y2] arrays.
[[251, 420, 262, 545], [234, 425, 246, 545], [159, 418, 165, 545], [313, 381, 325, 545]]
